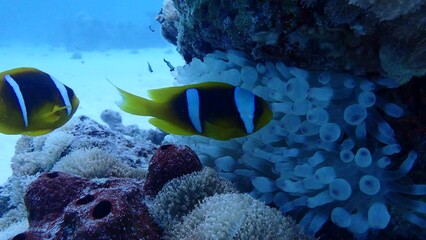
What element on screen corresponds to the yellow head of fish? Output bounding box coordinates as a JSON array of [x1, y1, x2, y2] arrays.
[[0, 67, 79, 136]]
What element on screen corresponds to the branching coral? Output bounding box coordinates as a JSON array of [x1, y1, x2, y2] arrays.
[[165, 50, 426, 238]]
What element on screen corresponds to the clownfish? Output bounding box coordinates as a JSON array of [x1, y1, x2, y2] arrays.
[[113, 81, 272, 140], [0, 67, 79, 136]]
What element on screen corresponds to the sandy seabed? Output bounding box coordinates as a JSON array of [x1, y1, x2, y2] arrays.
[[0, 44, 184, 184]]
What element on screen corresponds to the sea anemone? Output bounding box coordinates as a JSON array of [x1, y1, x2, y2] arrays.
[[165, 50, 425, 237]]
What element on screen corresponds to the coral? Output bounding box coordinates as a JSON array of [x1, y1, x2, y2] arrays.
[[164, 50, 426, 238], [11, 114, 157, 178], [0, 205, 27, 231], [149, 165, 310, 240], [100, 109, 166, 145], [5, 142, 309, 239], [17, 172, 162, 240], [0, 175, 37, 231], [52, 147, 147, 179], [149, 167, 237, 230], [25, 172, 90, 225], [160, 0, 426, 84], [169, 193, 311, 240], [0, 219, 28, 240], [348, 0, 426, 21], [156, 0, 180, 45], [379, 37, 426, 84], [7, 145, 308, 239], [143, 144, 203, 196], [1, 113, 157, 234], [11, 132, 73, 176]]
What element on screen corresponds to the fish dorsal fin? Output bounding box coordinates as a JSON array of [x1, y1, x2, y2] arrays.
[[0, 67, 40, 76], [148, 82, 234, 102], [147, 85, 188, 103], [148, 117, 196, 136]]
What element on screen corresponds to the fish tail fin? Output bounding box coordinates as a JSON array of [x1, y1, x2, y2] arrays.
[[111, 81, 163, 117]]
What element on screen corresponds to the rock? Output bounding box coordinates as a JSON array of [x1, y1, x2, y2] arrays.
[[159, 0, 426, 84], [156, 0, 179, 45]]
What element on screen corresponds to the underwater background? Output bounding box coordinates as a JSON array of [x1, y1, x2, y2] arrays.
[[0, 1, 425, 240], [0, 0, 184, 184]]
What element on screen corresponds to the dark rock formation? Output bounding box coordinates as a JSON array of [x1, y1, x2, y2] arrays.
[[157, 0, 426, 85]]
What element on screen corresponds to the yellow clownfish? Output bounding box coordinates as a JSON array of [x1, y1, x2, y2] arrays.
[[0, 67, 79, 136], [113, 82, 272, 140]]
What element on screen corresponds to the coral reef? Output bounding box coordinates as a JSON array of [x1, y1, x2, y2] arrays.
[[164, 50, 426, 238], [2, 140, 309, 240], [158, 0, 426, 84], [12, 112, 158, 178], [0, 111, 158, 238], [100, 109, 166, 145]]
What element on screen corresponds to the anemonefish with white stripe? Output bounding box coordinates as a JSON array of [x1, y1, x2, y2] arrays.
[[0, 67, 79, 136], [113, 82, 272, 140]]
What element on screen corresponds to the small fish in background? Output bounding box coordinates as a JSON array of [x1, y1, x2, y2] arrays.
[[163, 58, 175, 72], [0, 67, 79, 136], [147, 61, 153, 73], [148, 25, 155, 32], [112, 81, 272, 140]]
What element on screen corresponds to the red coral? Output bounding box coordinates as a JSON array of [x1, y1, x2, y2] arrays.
[[143, 144, 202, 196]]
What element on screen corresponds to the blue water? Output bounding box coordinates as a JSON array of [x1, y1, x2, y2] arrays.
[[0, 0, 169, 49], [0, 0, 181, 184]]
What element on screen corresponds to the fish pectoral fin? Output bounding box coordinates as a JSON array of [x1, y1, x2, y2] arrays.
[[40, 105, 69, 123], [52, 105, 71, 112], [149, 118, 195, 136]]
